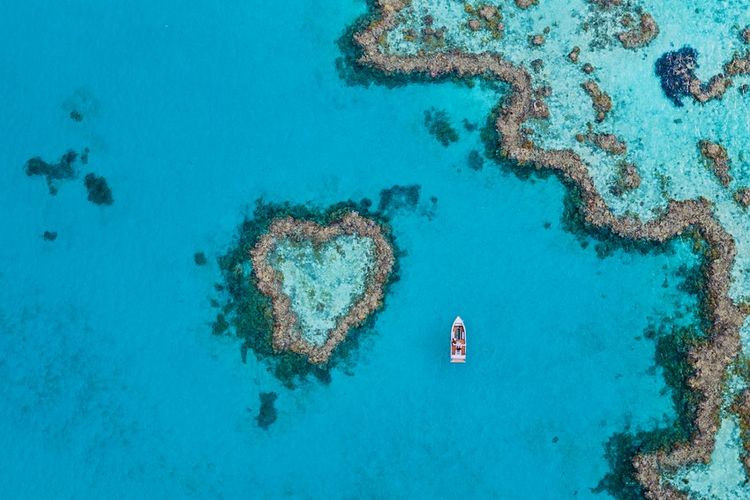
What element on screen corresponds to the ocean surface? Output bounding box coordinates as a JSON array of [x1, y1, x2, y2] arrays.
[[0, 0, 725, 498]]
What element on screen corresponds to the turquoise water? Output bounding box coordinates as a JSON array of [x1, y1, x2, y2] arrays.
[[0, 0, 732, 498]]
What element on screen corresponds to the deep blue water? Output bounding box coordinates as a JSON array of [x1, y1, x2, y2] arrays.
[[0, 1, 697, 498]]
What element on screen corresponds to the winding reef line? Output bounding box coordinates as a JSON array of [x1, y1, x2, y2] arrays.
[[353, 0, 746, 497]]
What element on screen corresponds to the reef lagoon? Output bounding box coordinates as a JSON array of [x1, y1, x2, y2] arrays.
[[2, 0, 750, 498]]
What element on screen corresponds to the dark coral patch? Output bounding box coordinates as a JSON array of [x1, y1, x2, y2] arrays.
[[194, 252, 208, 266], [378, 185, 420, 213], [256, 392, 278, 430], [84, 173, 113, 206], [467, 150, 485, 171], [655, 46, 698, 107], [42, 231, 58, 241], [423, 108, 459, 146], [25, 150, 78, 195]]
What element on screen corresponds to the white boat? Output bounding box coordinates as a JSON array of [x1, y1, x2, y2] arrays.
[[450, 316, 466, 363]]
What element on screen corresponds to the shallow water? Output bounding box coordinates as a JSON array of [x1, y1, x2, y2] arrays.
[[272, 235, 375, 346], [0, 0, 735, 498]]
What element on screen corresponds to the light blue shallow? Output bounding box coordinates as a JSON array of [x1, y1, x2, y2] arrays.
[[0, 0, 708, 498]]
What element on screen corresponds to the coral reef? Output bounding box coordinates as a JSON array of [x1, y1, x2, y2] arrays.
[[698, 140, 732, 187], [256, 391, 278, 430], [656, 47, 733, 106], [378, 184, 420, 213], [83, 173, 113, 206], [611, 162, 641, 196], [467, 150, 485, 171], [215, 200, 399, 387], [582, 129, 627, 155], [616, 13, 659, 49], [724, 52, 750, 76], [464, 4, 504, 39], [42, 231, 57, 241], [423, 107, 459, 146], [734, 188, 750, 209], [568, 46, 580, 63], [348, 0, 749, 496], [581, 80, 612, 122], [194, 252, 208, 266], [251, 212, 394, 364], [655, 47, 698, 107], [24, 150, 78, 195]]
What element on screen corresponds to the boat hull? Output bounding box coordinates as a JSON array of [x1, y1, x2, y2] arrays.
[[450, 316, 466, 363]]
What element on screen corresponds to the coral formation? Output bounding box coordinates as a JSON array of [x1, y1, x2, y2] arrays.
[[616, 13, 658, 49], [251, 212, 394, 364], [194, 252, 208, 266], [256, 391, 278, 430], [83, 173, 113, 206], [656, 47, 733, 106], [734, 188, 750, 209], [611, 162, 641, 196], [581, 80, 612, 122], [378, 184, 420, 213], [42, 231, 57, 241], [24, 150, 78, 195], [423, 107, 459, 146], [347, 0, 750, 496], [467, 150, 485, 171], [214, 200, 399, 387], [698, 140, 732, 187], [584, 129, 627, 156]]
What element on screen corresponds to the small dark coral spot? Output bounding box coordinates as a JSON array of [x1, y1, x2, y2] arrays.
[[194, 252, 208, 266], [84, 173, 113, 205], [69, 110, 83, 122], [256, 391, 278, 430], [42, 231, 58, 241], [467, 150, 484, 171]]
